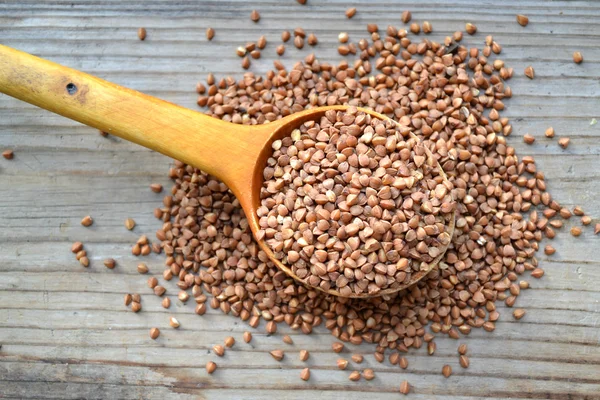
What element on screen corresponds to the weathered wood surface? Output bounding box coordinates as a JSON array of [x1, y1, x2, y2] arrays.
[[1, 1, 599, 398]]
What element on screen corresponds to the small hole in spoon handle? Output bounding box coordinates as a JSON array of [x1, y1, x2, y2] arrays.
[[66, 83, 78, 95]]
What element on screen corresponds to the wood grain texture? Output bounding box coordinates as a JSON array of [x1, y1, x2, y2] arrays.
[[1, 1, 599, 399]]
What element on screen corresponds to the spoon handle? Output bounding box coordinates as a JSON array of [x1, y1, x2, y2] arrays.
[[0, 44, 256, 182]]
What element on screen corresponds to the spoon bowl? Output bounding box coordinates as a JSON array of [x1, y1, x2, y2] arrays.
[[0, 45, 454, 298]]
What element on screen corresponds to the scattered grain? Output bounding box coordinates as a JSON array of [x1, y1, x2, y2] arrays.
[[224, 336, 235, 347], [459, 355, 470, 368], [162, 297, 171, 308], [2, 149, 14, 159], [282, 335, 293, 344], [525, 66, 535, 79], [332, 342, 344, 353], [352, 354, 363, 363], [523, 134, 535, 144], [516, 14, 529, 26], [81, 216, 93, 227], [137, 28, 146, 40], [243, 331, 253, 343], [571, 226, 582, 237], [345, 7, 356, 19], [348, 371, 361, 381], [399, 381, 411, 394], [442, 365, 452, 378], [465, 23, 477, 34], [206, 361, 217, 374], [299, 349, 309, 361], [125, 218, 136, 230], [270, 349, 284, 361], [300, 367, 310, 381], [104, 258, 116, 269], [131, 301, 141, 312], [558, 137, 570, 149], [169, 317, 180, 328], [206, 28, 215, 41], [401, 11, 411, 23], [124, 293, 132, 306], [363, 368, 375, 380], [545, 127, 555, 138], [213, 345, 225, 357], [573, 51, 583, 64], [149, 328, 160, 339], [513, 309, 526, 320], [71, 242, 83, 253], [250, 10, 260, 22]]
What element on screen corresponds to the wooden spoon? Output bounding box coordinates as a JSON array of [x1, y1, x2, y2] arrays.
[[0, 45, 454, 298]]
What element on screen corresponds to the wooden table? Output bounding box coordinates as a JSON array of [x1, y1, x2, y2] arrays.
[[1, 1, 599, 398]]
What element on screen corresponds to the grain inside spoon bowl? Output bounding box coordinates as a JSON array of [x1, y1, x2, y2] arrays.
[[251, 105, 456, 298]]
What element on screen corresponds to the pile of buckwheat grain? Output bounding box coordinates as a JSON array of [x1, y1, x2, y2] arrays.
[[257, 108, 455, 296], [79, 8, 596, 392]]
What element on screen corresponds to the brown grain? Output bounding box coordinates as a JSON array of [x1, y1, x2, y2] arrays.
[[124, 218, 136, 230], [269, 349, 284, 361], [131, 301, 141, 312], [459, 355, 470, 368], [458, 344, 468, 355], [582, 216, 592, 225], [257, 35, 267, 49], [399, 381, 410, 394], [104, 258, 116, 269], [558, 137, 570, 149], [442, 365, 452, 378], [243, 331, 253, 343], [124, 293, 132, 306], [276, 45, 285, 56], [300, 367, 310, 381], [523, 134, 535, 144], [516, 14, 529, 26], [337, 359, 348, 370], [571, 226, 582, 237], [79, 256, 89, 267], [525, 66, 535, 79], [307, 33, 318, 46], [348, 371, 361, 381], [162, 297, 171, 309], [401, 11, 411, 23], [206, 361, 217, 374], [169, 317, 180, 328], [544, 245, 556, 255], [513, 309, 526, 320], [573, 51, 583, 64], [281, 31, 291, 42], [299, 349, 309, 361], [282, 335, 293, 345], [206, 28, 215, 41], [345, 7, 356, 19], [363, 368, 375, 380], [71, 242, 83, 253], [250, 10, 260, 22], [531, 268, 545, 278], [2, 149, 14, 159], [80, 216, 93, 227], [149, 328, 160, 339], [422, 21, 432, 34], [212, 345, 226, 357], [332, 342, 344, 353], [465, 23, 477, 34], [545, 127, 555, 138], [137, 28, 146, 40], [352, 354, 363, 363], [150, 183, 163, 193], [224, 336, 235, 347]]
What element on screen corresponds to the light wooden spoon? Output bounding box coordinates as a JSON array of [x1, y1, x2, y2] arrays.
[[0, 45, 454, 298]]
